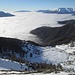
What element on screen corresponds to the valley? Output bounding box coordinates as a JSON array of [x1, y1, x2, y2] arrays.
[[0, 11, 75, 75]]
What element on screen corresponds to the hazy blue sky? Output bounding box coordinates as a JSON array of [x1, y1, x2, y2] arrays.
[[0, 0, 75, 11]]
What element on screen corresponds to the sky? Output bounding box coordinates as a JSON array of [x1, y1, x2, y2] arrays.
[[0, 0, 75, 11]]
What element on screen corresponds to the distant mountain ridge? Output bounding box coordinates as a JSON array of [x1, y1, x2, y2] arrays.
[[0, 11, 15, 17], [37, 8, 75, 14], [16, 10, 31, 12]]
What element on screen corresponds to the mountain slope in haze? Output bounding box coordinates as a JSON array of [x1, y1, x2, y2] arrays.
[[58, 19, 75, 24], [0, 11, 15, 17], [30, 19, 75, 46], [0, 37, 68, 70], [16, 10, 31, 12]]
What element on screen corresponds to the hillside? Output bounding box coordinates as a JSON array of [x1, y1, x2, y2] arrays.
[[30, 19, 75, 46], [1, 37, 75, 75], [0, 58, 28, 70], [0, 37, 68, 71], [0, 11, 15, 17]]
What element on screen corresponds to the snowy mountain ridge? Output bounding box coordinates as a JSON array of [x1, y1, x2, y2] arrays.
[[0, 11, 15, 17], [37, 8, 75, 14], [52, 8, 75, 12]]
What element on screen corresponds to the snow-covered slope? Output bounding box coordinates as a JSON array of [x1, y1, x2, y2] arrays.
[[0, 37, 75, 75], [0, 58, 28, 70], [22, 44, 68, 63], [55, 43, 75, 72], [54, 8, 75, 14], [0, 71, 71, 75], [0, 40, 69, 70], [23, 42, 75, 74]]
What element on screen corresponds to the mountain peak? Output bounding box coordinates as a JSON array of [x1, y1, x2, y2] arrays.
[[0, 11, 15, 17], [37, 8, 75, 14]]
